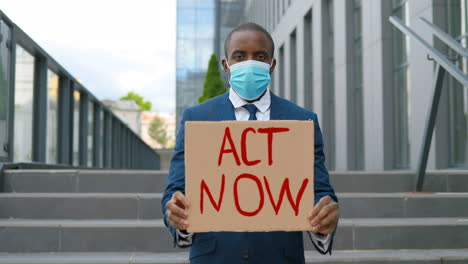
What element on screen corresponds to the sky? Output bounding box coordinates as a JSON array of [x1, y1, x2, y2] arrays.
[[1, 0, 176, 114]]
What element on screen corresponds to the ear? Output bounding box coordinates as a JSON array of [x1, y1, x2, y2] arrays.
[[221, 58, 230, 74], [269, 58, 277, 74]]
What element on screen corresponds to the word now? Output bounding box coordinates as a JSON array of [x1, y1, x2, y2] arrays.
[[200, 173, 309, 217], [218, 127, 290, 166]]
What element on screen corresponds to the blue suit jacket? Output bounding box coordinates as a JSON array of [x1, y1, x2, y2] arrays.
[[162, 91, 338, 264]]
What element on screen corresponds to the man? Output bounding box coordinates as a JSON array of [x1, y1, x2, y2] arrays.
[[162, 23, 339, 263]]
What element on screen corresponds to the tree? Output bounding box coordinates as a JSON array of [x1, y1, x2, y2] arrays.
[[198, 54, 227, 104], [120, 91, 152, 111], [149, 115, 170, 148]]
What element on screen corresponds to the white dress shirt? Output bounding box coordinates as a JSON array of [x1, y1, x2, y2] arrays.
[[176, 87, 331, 253]]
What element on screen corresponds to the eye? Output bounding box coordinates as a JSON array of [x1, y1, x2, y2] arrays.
[[234, 55, 243, 60], [257, 54, 266, 60]]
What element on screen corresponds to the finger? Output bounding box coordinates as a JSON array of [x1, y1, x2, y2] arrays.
[[313, 202, 339, 225], [311, 224, 321, 233], [173, 191, 191, 209], [309, 196, 332, 220], [318, 224, 333, 234], [318, 212, 339, 234], [167, 210, 189, 230], [318, 212, 337, 230], [166, 201, 188, 219]]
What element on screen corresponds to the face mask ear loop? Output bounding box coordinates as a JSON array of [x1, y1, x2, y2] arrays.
[[225, 58, 230, 69]]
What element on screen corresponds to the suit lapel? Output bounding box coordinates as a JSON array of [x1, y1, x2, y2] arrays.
[[216, 92, 236, 121]]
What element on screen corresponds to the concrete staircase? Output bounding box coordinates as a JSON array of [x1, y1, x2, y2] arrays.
[[0, 169, 467, 263]]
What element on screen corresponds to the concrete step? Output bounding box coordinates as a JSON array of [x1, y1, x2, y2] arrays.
[[0, 249, 468, 264], [0, 218, 467, 253], [3, 170, 169, 193], [338, 192, 468, 218], [330, 170, 468, 192], [0, 193, 163, 220], [1, 192, 468, 220], [4, 169, 468, 193]]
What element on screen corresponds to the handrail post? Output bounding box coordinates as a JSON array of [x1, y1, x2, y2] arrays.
[[415, 64, 446, 191]]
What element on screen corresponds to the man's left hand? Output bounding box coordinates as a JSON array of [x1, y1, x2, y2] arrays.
[[308, 195, 339, 234]]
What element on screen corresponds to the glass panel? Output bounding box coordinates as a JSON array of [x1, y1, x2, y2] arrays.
[[46, 70, 59, 164], [323, 0, 336, 170], [108, 115, 112, 167], [289, 30, 297, 103], [99, 110, 104, 168], [87, 100, 94, 167], [303, 10, 313, 110], [391, 0, 410, 169], [352, 0, 364, 170], [0, 20, 11, 158], [13, 45, 34, 162], [279, 45, 284, 97], [447, 0, 468, 166], [73, 90, 80, 166]]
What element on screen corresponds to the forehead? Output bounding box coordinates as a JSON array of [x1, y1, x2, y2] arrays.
[[226, 30, 272, 55]]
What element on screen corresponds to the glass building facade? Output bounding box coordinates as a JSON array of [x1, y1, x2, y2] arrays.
[[175, 0, 246, 127], [176, 0, 216, 127]]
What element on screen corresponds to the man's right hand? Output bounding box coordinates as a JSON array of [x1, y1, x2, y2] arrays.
[[165, 191, 190, 230]]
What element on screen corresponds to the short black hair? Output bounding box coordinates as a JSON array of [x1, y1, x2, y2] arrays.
[[224, 22, 275, 59]]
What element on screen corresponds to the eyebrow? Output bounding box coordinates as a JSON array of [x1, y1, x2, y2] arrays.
[[230, 50, 246, 56]]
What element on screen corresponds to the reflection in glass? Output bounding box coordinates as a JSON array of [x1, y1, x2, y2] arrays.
[[46, 70, 59, 164], [13, 45, 34, 162], [0, 20, 11, 158], [87, 100, 94, 167], [73, 91, 80, 166], [176, 0, 215, 127]]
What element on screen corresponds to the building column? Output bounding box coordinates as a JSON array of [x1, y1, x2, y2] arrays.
[[361, 0, 392, 170]]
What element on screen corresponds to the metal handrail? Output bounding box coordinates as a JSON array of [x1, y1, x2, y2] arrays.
[[419, 17, 468, 59], [389, 16, 468, 191], [0, 9, 160, 169], [389, 16, 468, 88]]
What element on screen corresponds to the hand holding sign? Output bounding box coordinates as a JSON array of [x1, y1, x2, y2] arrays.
[[185, 120, 316, 233], [308, 195, 339, 234], [165, 191, 191, 231]]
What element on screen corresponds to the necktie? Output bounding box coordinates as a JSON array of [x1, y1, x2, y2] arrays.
[[243, 104, 258, 120]]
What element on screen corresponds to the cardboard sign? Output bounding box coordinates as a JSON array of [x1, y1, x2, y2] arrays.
[[185, 120, 315, 232]]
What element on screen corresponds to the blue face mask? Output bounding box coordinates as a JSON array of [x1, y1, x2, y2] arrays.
[[227, 60, 272, 100]]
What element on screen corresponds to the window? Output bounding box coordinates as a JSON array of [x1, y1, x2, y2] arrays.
[[289, 29, 297, 103], [351, 0, 364, 170], [279, 45, 285, 97], [391, 0, 410, 169], [87, 100, 94, 167], [73, 90, 80, 166], [322, 0, 335, 170], [13, 45, 34, 162], [447, 0, 468, 167], [303, 10, 313, 110], [99, 109, 104, 168], [0, 20, 11, 159], [46, 69, 59, 164]]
